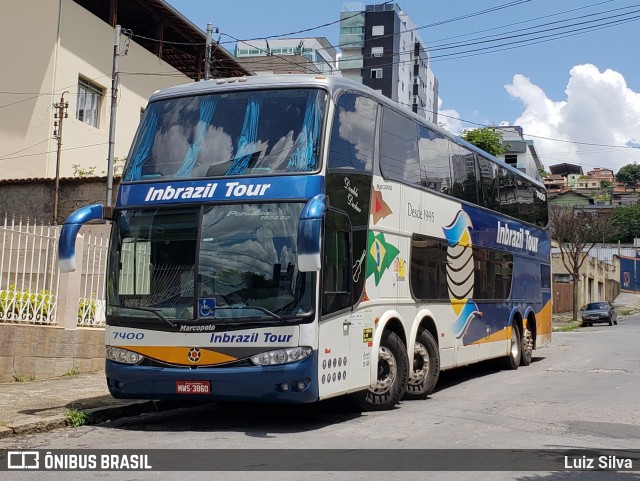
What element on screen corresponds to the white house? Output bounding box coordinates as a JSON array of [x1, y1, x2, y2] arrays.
[[0, 0, 249, 180]]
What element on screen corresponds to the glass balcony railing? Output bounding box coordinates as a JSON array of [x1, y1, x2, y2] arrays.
[[339, 34, 364, 48], [339, 57, 364, 69]]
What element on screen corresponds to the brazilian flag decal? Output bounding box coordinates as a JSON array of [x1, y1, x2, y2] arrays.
[[366, 232, 400, 286]]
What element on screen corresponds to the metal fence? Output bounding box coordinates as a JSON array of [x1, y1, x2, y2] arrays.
[[77, 231, 108, 326], [0, 215, 107, 327]]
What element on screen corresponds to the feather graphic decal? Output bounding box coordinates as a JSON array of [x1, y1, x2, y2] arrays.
[[443, 209, 479, 341]]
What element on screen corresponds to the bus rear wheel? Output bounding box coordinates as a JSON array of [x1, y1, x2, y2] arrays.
[[521, 327, 533, 366], [404, 329, 440, 400], [351, 330, 408, 411], [501, 324, 521, 370]]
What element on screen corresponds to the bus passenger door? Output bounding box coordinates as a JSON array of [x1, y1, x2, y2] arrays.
[[318, 210, 356, 399]]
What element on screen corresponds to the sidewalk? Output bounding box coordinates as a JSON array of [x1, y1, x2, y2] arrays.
[[2, 292, 640, 438], [0, 370, 188, 439]]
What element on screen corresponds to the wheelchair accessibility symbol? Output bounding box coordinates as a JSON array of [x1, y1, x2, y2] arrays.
[[198, 298, 216, 318]]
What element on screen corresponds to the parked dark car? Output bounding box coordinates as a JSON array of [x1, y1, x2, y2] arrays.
[[581, 301, 618, 326]]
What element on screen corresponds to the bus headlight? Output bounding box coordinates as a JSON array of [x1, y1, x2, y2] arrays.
[[106, 346, 143, 365], [251, 347, 312, 366]]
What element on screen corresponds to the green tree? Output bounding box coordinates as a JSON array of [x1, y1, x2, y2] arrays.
[[460, 127, 510, 157], [610, 204, 640, 243], [71, 164, 97, 177], [616, 163, 640, 184]]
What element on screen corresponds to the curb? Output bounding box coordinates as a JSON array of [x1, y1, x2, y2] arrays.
[[0, 400, 191, 439]]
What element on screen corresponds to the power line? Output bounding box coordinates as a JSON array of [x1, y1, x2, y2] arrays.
[[425, 5, 639, 51], [421, 0, 616, 45], [129, 32, 205, 46], [332, 6, 640, 68], [220, 0, 394, 44], [227, 0, 533, 47], [226, 4, 638, 73], [2, 2, 632, 97], [0, 139, 51, 160], [0, 142, 109, 161], [222, 33, 320, 75], [0, 75, 110, 110], [429, 10, 640, 62], [412, 105, 638, 151]]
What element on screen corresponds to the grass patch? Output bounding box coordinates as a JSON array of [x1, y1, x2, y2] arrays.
[[65, 408, 89, 427], [64, 367, 81, 376], [553, 321, 582, 332], [12, 374, 35, 382], [620, 309, 633, 316]]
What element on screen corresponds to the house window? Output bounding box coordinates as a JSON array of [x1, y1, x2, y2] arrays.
[[371, 68, 383, 79], [372, 25, 384, 36], [76, 78, 103, 128], [505, 154, 517, 165], [371, 47, 383, 57]]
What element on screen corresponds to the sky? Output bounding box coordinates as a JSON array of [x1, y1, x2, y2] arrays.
[[166, 0, 640, 174]]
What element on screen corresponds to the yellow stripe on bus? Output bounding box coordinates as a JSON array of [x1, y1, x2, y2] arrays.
[[123, 346, 237, 365]]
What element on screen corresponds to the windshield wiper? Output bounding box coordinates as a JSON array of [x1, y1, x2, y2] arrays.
[[112, 306, 176, 328], [214, 305, 283, 323]]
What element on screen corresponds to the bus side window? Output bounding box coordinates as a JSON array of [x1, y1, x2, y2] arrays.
[[328, 94, 376, 172], [322, 210, 352, 316]]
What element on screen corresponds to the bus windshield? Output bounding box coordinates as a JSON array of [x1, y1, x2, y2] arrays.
[[107, 203, 314, 323], [123, 88, 327, 181]]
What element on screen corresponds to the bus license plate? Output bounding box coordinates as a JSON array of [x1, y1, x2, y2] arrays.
[[176, 380, 210, 394]]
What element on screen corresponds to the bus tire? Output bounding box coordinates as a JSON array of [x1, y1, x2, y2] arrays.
[[501, 323, 521, 370], [404, 329, 440, 400], [521, 327, 533, 366], [351, 330, 408, 411]]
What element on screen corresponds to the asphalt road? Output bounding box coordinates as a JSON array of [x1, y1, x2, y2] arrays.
[[3, 315, 640, 481]]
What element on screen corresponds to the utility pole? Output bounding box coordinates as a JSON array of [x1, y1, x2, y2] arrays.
[[106, 25, 121, 217], [204, 23, 213, 80], [52, 92, 69, 224]]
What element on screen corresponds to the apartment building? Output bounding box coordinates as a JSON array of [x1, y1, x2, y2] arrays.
[[339, 3, 438, 122]]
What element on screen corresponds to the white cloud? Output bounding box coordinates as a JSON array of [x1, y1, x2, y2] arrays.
[[504, 64, 640, 173], [437, 97, 463, 134]]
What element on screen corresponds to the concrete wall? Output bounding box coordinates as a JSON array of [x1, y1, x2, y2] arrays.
[[0, 324, 104, 383], [0, 177, 120, 224]]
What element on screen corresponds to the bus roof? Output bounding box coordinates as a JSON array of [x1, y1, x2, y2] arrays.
[[147, 74, 545, 189]]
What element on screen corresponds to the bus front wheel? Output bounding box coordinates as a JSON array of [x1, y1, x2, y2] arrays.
[[351, 330, 408, 411], [404, 329, 440, 400]]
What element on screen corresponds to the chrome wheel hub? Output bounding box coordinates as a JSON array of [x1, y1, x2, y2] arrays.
[[370, 346, 397, 394], [409, 342, 429, 384]]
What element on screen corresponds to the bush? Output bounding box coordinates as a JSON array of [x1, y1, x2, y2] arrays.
[[0, 285, 53, 322], [78, 297, 98, 323]]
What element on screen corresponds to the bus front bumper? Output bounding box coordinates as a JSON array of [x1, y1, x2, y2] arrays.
[[105, 352, 319, 403]]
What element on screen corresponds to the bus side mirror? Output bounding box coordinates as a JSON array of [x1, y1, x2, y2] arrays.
[[59, 203, 104, 273], [297, 194, 327, 272]]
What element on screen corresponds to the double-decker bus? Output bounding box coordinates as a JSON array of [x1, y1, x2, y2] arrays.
[[59, 74, 551, 411]]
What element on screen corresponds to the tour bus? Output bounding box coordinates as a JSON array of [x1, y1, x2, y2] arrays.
[[59, 74, 551, 411]]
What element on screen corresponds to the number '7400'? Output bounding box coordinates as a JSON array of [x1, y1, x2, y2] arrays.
[[113, 332, 144, 340]]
